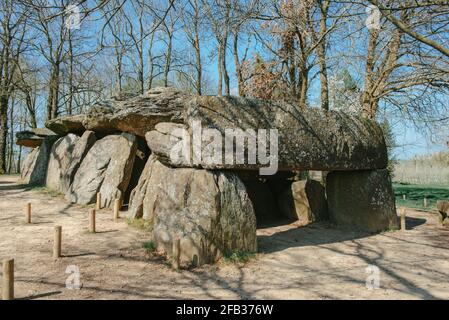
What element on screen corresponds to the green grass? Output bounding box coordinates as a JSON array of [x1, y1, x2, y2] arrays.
[[223, 250, 255, 264], [393, 183, 449, 211], [30, 186, 64, 197], [126, 217, 153, 231], [142, 241, 156, 253]]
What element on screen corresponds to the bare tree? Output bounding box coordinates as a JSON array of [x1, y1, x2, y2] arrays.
[[182, 0, 205, 95], [0, 0, 27, 173]]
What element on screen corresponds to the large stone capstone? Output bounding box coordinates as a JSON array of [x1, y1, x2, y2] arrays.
[[326, 169, 399, 232], [44, 90, 388, 174], [16, 128, 58, 148], [129, 156, 257, 266], [45, 115, 86, 136], [45, 87, 190, 138], [68, 133, 137, 207], [146, 96, 388, 173]]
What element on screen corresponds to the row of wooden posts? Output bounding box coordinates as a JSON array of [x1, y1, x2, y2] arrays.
[[2, 192, 182, 300], [3, 193, 120, 300], [402, 194, 429, 208]]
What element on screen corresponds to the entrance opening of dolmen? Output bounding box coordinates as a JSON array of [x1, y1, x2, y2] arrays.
[[237, 171, 327, 229]]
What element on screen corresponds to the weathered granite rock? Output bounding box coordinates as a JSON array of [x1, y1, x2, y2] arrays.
[[20, 148, 40, 183], [16, 128, 58, 148], [63, 131, 97, 193], [437, 200, 449, 224], [45, 115, 86, 136], [20, 136, 58, 185], [326, 169, 399, 232], [83, 87, 189, 137], [68, 133, 137, 206], [128, 156, 257, 266], [128, 156, 156, 219], [156, 96, 388, 173], [46, 134, 80, 193], [145, 122, 189, 166], [46, 131, 96, 194], [278, 179, 328, 225]]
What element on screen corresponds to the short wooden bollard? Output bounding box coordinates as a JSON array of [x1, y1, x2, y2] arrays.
[[113, 199, 120, 222], [172, 238, 181, 270], [89, 209, 96, 233], [53, 226, 62, 258], [96, 193, 102, 210], [25, 203, 32, 224], [2, 259, 14, 300], [400, 209, 406, 231], [402, 194, 406, 200], [423, 197, 427, 208]]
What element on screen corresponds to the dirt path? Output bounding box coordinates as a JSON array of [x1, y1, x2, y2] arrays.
[[0, 175, 448, 300]]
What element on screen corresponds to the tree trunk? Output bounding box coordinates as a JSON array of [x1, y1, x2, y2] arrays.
[[222, 38, 230, 96], [299, 68, 308, 109], [362, 29, 379, 119], [68, 33, 74, 115], [163, 34, 173, 87], [47, 63, 60, 121], [194, 32, 202, 95], [0, 96, 8, 174], [233, 31, 245, 97], [7, 97, 14, 173], [25, 92, 37, 128], [217, 42, 223, 96], [318, 0, 330, 111]]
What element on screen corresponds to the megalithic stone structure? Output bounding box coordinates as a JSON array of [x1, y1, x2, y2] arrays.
[[16, 87, 399, 266]]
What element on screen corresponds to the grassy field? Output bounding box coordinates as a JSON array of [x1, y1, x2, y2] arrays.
[[394, 183, 449, 211]]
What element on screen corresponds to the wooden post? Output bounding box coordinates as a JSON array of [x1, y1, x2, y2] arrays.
[[25, 203, 31, 224], [2, 259, 14, 300], [113, 199, 120, 222], [96, 193, 102, 210], [89, 209, 96, 233], [423, 197, 427, 208], [402, 194, 406, 200], [400, 209, 406, 231], [53, 226, 62, 258], [172, 238, 181, 270]]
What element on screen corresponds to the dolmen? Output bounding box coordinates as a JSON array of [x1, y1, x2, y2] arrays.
[[16, 87, 399, 266]]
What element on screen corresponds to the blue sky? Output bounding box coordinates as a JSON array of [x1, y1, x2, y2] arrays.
[[393, 124, 447, 160]]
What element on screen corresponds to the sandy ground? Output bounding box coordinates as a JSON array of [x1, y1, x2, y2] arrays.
[[0, 175, 448, 300]]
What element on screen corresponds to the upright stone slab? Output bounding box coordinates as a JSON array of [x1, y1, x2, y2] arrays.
[[20, 136, 58, 185], [326, 169, 399, 232], [128, 156, 257, 266], [68, 133, 137, 207], [128, 156, 156, 219], [63, 131, 97, 193], [46, 134, 80, 193], [437, 200, 449, 225], [46, 131, 96, 194], [278, 179, 328, 225], [20, 147, 40, 183]]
